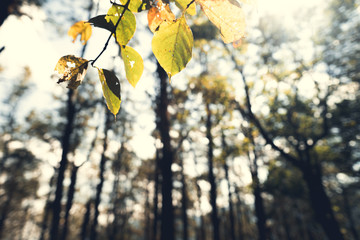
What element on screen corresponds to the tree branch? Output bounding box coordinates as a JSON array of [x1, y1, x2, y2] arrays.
[[90, 0, 131, 67]]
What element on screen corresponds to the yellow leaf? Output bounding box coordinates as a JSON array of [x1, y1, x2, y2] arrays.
[[119, 0, 144, 12], [152, 15, 193, 79], [97, 68, 121, 116], [175, 0, 196, 15], [105, 5, 136, 45], [120, 45, 144, 88], [196, 0, 246, 43], [68, 21, 92, 45], [54, 55, 89, 89]]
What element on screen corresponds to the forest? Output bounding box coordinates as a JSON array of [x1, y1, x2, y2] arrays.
[[0, 0, 359, 239]]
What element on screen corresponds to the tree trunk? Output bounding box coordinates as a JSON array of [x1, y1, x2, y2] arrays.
[[0, 193, 12, 238], [342, 187, 359, 240], [302, 163, 344, 240], [155, 61, 174, 240], [61, 164, 79, 240], [253, 181, 267, 240], [152, 149, 160, 240], [39, 174, 55, 240], [50, 89, 76, 240], [90, 110, 111, 240], [80, 200, 92, 240], [180, 157, 189, 240], [145, 185, 151, 240], [234, 188, 244, 240], [205, 103, 220, 240], [223, 160, 236, 240], [246, 129, 268, 240]]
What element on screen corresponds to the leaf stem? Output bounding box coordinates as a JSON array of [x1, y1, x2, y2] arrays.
[[90, 0, 131, 67], [186, 0, 195, 10]]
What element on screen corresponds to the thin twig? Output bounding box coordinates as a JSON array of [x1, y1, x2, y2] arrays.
[[90, 0, 131, 67]]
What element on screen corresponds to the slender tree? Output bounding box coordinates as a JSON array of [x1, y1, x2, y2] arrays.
[[155, 61, 175, 240], [90, 109, 112, 240]]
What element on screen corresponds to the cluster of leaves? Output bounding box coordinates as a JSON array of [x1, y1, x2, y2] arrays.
[[54, 0, 249, 116]]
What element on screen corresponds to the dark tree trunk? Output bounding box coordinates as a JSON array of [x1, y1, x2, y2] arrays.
[[205, 103, 220, 240], [39, 175, 55, 240], [109, 166, 121, 240], [50, 89, 76, 240], [145, 185, 151, 240], [302, 163, 344, 240], [253, 181, 267, 240], [223, 160, 236, 240], [0, 193, 12, 238], [61, 164, 79, 240], [342, 187, 359, 240], [80, 200, 92, 240], [180, 157, 189, 240], [234, 188, 244, 240], [155, 62, 174, 240], [152, 149, 160, 240], [246, 128, 268, 240], [90, 110, 111, 240], [195, 180, 206, 240], [248, 149, 267, 240], [221, 132, 236, 240]]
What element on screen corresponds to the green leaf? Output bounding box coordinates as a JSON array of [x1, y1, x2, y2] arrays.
[[152, 15, 193, 79], [175, 0, 196, 15], [88, 15, 115, 32], [55, 55, 89, 89], [120, 45, 144, 88], [105, 5, 136, 45], [97, 68, 121, 116], [119, 0, 145, 12]]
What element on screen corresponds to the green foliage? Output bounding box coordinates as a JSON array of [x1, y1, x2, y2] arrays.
[[54, 0, 250, 116], [120, 45, 144, 87], [97, 68, 121, 117], [152, 15, 193, 78], [105, 5, 136, 45]]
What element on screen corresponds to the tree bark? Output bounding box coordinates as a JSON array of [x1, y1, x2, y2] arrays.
[[223, 160, 236, 240], [180, 157, 189, 240], [90, 110, 111, 240], [152, 149, 160, 240], [155, 61, 175, 240], [205, 103, 220, 240], [234, 188, 244, 240], [80, 200, 92, 240], [61, 163, 79, 240], [302, 163, 344, 240], [50, 89, 76, 240], [342, 187, 359, 240]]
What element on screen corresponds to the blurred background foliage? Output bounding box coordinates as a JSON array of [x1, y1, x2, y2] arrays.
[[0, 0, 359, 239]]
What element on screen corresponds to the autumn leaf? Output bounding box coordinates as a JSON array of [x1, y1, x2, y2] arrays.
[[68, 21, 92, 45], [55, 55, 89, 89], [175, 0, 196, 15], [98, 68, 121, 116], [147, 0, 175, 33], [88, 15, 115, 32], [196, 0, 246, 43], [119, 0, 145, 12], [105, 5, 136, 45], [120, 45, 144, 88], [152, 15, 193, 79]]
